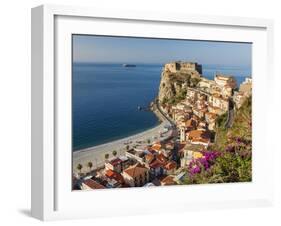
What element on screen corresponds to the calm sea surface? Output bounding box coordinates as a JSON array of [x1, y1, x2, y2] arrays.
[[73, 63, 251, 151]]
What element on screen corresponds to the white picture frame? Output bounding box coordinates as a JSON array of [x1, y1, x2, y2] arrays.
[[31, 4, 274, 221]]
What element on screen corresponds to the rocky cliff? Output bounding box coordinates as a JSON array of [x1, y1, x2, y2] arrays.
[[158, 62, 202, 104]]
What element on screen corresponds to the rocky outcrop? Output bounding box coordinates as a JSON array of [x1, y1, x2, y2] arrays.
[[158, 62, 202, 104]]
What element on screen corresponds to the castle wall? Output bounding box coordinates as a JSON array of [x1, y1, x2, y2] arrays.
[[164, 61, 202, 74]]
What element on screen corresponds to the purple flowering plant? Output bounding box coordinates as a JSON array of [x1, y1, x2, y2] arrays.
[[187, 150, 220, 176]]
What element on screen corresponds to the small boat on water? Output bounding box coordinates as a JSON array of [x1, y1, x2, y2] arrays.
[[123, 64, 136, 67], [137, 105, 151, 111]]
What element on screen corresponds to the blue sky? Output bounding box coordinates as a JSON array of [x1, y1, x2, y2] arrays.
[[73, 35, 251, 66]]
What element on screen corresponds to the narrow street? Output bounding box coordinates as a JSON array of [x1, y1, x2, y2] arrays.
[[155, 99, 181, 162]]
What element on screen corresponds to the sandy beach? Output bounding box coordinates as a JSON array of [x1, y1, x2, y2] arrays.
[[73, 104, 173, 174]]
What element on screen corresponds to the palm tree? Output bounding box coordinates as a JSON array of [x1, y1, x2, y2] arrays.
[[105, 153, 109, 160], [87, 161, 93, 172], [112, 150, 117, 157], [77, 163, 83, 173]]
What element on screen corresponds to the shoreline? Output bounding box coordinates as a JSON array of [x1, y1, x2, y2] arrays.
[[73, 102, 173, 173], [73, 120, 161, 153]]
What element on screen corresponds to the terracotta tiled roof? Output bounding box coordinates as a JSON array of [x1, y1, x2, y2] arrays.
[[185, 119, 196, 128], [83, 179, 105, 189], [161, 175, 177, 186], [164, 161, 177, 170], [105, 169, 124, 183], [156, 153, 167, 163], [106, 169, 115, 177], [205, 112, 217, 118], [192, 137, 209, 144], [145, 153, 154, 163], [109, 157, 122, 166], [149, 159, 165, 169], [188, 130, 211, 141], [151, 143, 162, 151], [123, 163, 148, 178]]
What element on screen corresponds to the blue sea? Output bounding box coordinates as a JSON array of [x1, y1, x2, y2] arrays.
[[72, 63, 251, 151]]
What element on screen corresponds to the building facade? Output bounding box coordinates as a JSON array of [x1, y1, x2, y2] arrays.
[[164, 61, 202, 74], [122, 163, 149, 187]]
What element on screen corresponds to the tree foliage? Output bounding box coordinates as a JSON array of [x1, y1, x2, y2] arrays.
[[87, 161, 93, 170], [112, 150, 117, 156], [77, 163, 83, 173], [190, 77, 200, 87]]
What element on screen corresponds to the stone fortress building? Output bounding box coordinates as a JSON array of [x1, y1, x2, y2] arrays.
[[164, 61, 202, 76]]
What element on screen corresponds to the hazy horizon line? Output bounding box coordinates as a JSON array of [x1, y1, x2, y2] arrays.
[[73, 61, 251, 68]]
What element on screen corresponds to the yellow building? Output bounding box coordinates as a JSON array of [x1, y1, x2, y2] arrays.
[[193, 151, 203, 159]]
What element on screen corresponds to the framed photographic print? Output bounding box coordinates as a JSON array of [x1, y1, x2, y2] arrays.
[[31, 4, 274, 221]]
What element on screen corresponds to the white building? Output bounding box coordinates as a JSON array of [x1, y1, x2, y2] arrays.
[[214, 74, 237, 89]]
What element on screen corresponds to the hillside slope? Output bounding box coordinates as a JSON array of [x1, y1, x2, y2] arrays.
[[183, 96, 252, 184], [158, 70, 201, 105]]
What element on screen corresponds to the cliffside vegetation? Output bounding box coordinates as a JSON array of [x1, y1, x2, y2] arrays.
[[183, 96, 252, 184], [214, 96, 252, 150], [161, 87, 187, 105], [159, 71, 201, 106]]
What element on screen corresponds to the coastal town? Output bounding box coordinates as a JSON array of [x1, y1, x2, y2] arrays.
[[73, 61, 252, 190]]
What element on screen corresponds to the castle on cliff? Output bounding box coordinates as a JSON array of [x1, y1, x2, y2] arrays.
[[164, 61, 202, 75]]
